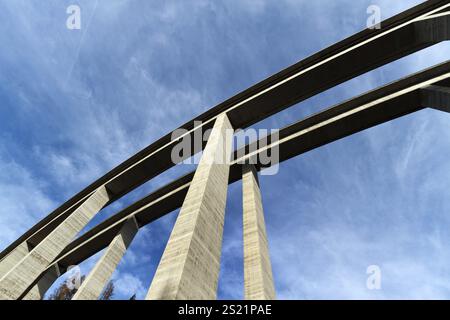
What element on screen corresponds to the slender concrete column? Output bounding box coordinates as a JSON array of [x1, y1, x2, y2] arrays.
[[146, 113, 233, 300], [0, 242, 31, 279], [72, 217, 138, 300], [242, 164, 275, 300], [0, 241, 59, 300], [22, 264, 60, 300], [0, 186, 110, 300]]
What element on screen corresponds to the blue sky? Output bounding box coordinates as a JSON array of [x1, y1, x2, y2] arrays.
[[1, 0, 450, 299]]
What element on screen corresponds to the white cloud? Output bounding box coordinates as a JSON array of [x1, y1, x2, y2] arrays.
[[0, 153, 56, 250], [112, 271, 146, 300]]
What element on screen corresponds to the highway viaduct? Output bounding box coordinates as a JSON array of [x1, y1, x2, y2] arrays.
[[0, 0, 449, 300]]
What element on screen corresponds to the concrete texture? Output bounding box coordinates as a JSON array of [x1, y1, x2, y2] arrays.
[[0, 242, 30, 280], [0, 242, 60, 300], [72, 218, 138, 300], [22, 265, 60, 300], [146, 113, 233, 300], [422, 84, 450, 112], [242, 165, 276, 300], [0, 186, 110, 300]]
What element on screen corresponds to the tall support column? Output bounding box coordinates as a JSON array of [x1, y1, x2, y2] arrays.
[[242, 164, 275, 300], [0, 242, 31, 279], [146, 113, 233, 300], [0, 241, 60, 300], [0, 186, 110, 300], [22, 264, 60, 300], [72, 217, 139, 300]]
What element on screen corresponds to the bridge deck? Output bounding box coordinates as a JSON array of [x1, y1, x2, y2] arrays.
[[50, 61, 450, 271]]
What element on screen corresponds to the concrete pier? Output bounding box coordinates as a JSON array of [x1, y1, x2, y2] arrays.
[[0, 242, 31, 280], [72, 218, 138, 300], [22, 265, 60, 300], [242, 165, 275, 300], [0, 242, 60, 300], [0, 186, 110, 300], [146, 113, 233, 300]]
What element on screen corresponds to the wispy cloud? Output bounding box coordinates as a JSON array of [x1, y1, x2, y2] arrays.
[[112, 271, 146, 299], [0, 152, 56, 248]]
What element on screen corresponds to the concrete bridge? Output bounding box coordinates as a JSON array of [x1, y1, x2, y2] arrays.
[[0, 0, 450, 300]]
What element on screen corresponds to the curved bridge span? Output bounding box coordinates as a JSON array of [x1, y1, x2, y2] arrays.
[[1, 0, 450, 300]]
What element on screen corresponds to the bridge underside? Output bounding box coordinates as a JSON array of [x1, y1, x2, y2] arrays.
[[1, 0, 450, 300]]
